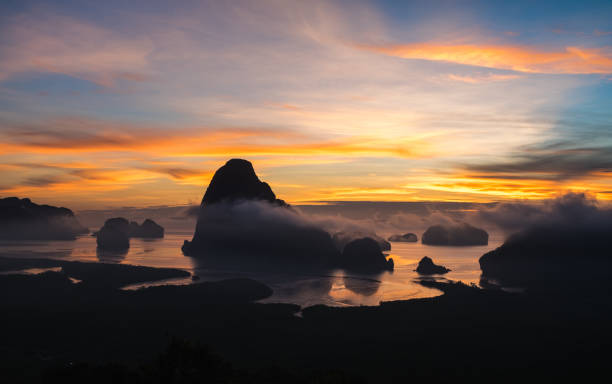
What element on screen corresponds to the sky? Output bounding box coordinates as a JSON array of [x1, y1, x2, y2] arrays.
[[1, 0, 612, 209]]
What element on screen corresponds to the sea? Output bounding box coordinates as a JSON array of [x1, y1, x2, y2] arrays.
[[0, 231, 504, 307]]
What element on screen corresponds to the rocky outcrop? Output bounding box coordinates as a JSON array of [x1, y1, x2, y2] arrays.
[[388, 233, 418, 242], [415, 256, 450, 275], [422, 223, 488, 246], [338, 237, 394, 272], [96, 217, 130, 250], [200, 158, 286, 206], [182, 159, 339, 268], [96, 218, 164, 250], [0, 197, 88, 240], [129, 219, 164, 238], [333, 231, 391, 252]]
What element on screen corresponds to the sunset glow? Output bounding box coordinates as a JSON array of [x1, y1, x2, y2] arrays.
[[1, 0, 611, 209]]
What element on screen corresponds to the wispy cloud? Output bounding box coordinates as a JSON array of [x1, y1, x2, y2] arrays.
[[0, 116, 433, 159], [463, 145, 612, 181], [0, 11, 153, 87], [446, 73, 523, 83], [358, 43, 612, 74]]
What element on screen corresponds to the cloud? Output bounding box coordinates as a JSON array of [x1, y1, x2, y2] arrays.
[[147, 168, 213, 181], [463, 143, 612, 181], [476, 193, 585, 230], [0, 1, 609, 207], [0, 116, 432, 159], [446, 73, 523, 83], [358, 43, 612, 74], [0, 11, 153, 87], [478, 192, 612, 288], [22, 175, 66, 187]]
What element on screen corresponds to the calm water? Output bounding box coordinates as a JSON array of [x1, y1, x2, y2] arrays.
[[0, 232, 504, 307]]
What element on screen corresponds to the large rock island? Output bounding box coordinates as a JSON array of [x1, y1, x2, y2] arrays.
[[0, 197, 88, 240], [182, 159, 392, 272], [182, 159, 339, 268], [480, 224, 612, 289], [422, 223, 488, 246]]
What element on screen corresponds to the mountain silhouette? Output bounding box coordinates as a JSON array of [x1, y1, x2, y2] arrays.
[[200, 158, 287, 206], [0, 197, 88, 240], [182, 159, 339, 268]]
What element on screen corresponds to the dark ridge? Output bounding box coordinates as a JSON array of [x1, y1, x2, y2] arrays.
[[0, 197, 88, 240], [0, 257, 190, 289]]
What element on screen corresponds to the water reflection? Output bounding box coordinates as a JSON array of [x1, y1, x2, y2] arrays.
[[0, 233, 505, 307], [343, 275, 381, 296], [96, 247, 128, 263]]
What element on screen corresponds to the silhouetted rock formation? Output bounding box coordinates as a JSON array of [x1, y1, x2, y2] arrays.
[[333, 231, 391, 252], [182, 159, 339, 268], [96, 218, 164, 250], [129, 219, 164, 238], [97, 217, 130, 250], [480, 224, 612, 289], [416, 256, 450, 275], [388, 233, 418, 242], [338, 238, 394, 272], [422, 223, 488, 246], [201, 158, 287, 206], [0, 197, 88, 240]]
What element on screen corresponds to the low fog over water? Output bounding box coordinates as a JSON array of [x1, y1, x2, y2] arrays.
[[0, 200, 510, 307]]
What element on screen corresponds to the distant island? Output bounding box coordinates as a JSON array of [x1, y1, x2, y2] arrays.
[[388, 233, 418, 242], [97, 217, 164, 250], [422, 223, 488, 246]]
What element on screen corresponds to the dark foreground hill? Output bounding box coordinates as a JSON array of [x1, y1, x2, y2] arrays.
[[0, 256, 610, 383]]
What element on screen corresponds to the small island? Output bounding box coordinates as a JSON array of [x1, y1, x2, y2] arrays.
[[415, 256, 450, 275]]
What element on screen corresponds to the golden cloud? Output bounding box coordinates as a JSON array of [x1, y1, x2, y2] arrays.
[[358, 43, 612, 74]]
